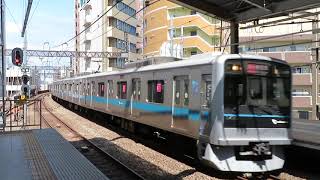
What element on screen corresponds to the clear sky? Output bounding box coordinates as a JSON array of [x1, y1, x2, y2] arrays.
[[5, 0, 74, 66]]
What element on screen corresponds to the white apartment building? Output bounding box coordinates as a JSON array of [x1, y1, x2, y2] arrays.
[[76, 0, 139, 73], [78, 0, 104, 73]]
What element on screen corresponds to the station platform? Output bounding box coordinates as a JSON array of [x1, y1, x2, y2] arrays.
[[292, 119, 320, 150], [0, 128, 108, 180]]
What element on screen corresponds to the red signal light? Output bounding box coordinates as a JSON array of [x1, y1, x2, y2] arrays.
[[11, 48, 23, 66]]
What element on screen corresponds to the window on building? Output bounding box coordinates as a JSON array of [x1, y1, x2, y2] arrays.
[[292, 66, 311, 74], [190, 31, 197, 36], [191, 51, 197, 55], [290, 45, 296, 51], [263, 47, 270, 52], [292, 89, 310, 96], [298, 111, 309, 120], [144, 19, 147, 28], [129, 43, 136, 53], [144, 37, 148, 46], [117, 81, 127, 99], [113, 19, 136, 35], [98, 82, 105, 97], [116, 2, 136, 17], [147, 80, 164, 103]]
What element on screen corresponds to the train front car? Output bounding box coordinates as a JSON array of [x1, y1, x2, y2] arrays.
[[198, 55, 291, 172]]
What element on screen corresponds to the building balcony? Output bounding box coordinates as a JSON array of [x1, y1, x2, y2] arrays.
[[106, 27, 123, 38], [177, 36, 215, 53], [292, 96, 312, 108], [106, 27, 137, 43], [82, 2, 92, 10], [83, 14, 93, 27], [172, 15, 218, 36], [106, 47, 119, 52], [83, 33, 92, 44], [292, 73, 312, 86], [83, 20, 91, 27]]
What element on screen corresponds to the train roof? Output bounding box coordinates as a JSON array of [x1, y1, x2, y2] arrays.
[[55, 53, 279, 83]]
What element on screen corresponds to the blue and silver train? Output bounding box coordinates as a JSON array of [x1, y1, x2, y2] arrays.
[[50, 53, 292, 172]]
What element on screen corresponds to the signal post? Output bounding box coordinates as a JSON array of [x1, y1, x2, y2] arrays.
[[12, 47, 30, 124]]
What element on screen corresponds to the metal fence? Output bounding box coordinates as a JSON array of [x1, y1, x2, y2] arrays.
[[4, 99, 42, 131]]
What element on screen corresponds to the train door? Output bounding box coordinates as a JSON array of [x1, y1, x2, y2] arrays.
[[172, 75, 190, 131], [131, 78, 141, 117], [106, 80, 113, 111], [86, 81, 90, 106], [199, 74, 212, 136], [78, 82, 81, 104], [91, 81, 95, 108], [116, 81, 128, 114]]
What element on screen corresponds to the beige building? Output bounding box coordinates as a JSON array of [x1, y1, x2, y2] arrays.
[[143, 0, 222, 58]]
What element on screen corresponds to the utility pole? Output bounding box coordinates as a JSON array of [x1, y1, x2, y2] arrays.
[[0, 0, 5, 129]]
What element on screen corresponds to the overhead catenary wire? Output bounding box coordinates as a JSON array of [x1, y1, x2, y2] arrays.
[[4, 0, 21, 32], [28, 0, 41, 25]]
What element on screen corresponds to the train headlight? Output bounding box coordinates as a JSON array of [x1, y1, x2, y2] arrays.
[[231, 64, 241, 71]]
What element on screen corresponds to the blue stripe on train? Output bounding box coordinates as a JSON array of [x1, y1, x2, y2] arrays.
[[224, 113, 288, 118], [76, 95, 287, 121]]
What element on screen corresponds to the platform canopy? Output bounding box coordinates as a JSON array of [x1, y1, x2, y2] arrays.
[[170, 0, 320, 23]]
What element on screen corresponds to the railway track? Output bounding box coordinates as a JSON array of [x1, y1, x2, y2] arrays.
[[40, 95, 145, 180]]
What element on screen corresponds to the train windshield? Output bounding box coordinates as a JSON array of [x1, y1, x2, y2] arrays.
[[224, 59, 291, 128]]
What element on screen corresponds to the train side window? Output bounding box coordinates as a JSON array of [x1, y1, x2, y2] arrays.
[[138, 80, 141, 100], [87, 83, 90, 95], [147, 80, 164, 103], [201, 75, 212, 108], [184, 79, 189, 106], [98, 82, 105, 97], [108, 80, 114, 97], [117, 81, 127, 99], [175, 80, 181, 105]]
